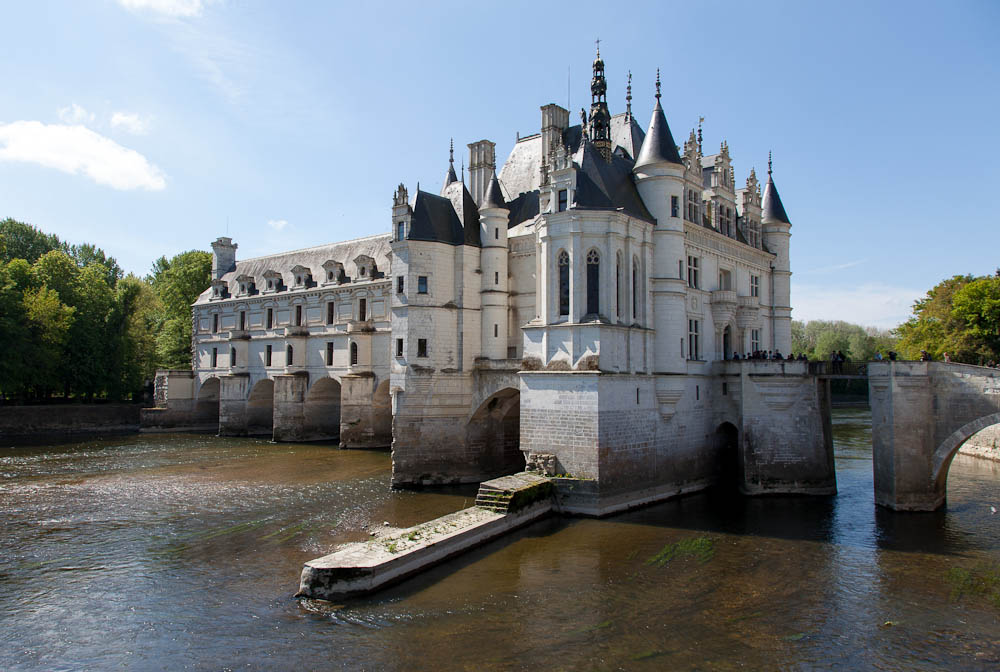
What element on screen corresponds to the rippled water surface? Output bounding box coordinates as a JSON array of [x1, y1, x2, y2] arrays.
[[2, 410, 999, 671]]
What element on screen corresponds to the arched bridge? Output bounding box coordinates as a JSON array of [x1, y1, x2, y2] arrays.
[[869, 361, 1000, 511]]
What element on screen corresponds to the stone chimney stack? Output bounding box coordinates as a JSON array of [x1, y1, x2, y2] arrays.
[[211, 237, 237, 279], [540, 104, 570, 181], [467, 140, 496, 206]]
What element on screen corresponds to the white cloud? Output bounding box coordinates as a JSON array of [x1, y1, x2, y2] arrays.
[[0, 121, 166, 191], [267, 219, 289, 231], [116, 0, 207, 18], [111, 112, 151, 135], [58, 103, 94, 125], [792, 281, 923, 330]]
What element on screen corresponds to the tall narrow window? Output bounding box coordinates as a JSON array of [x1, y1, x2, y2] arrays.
[[266, 344, 272, 366], [751, 329, 761, 352], [586, 250, 600, 315], [616, 255, 622, 319], [239, 311, 246, 331], [211, 347, 218, 367], [326, 342, 333, 366], [266, 308, 273, 329], [397, 220, 405, 241], [671, 195, 679, 218], [494, 323, 498, 338], [494, 228, 499, 240], [688, 319, 700, 360], [632, 258, 639, 320], [558, 189, 568, 212], [494, 271, 499, 286], [350, 342, 358, 365], [558, 250, 569, 317], [286, 344, 293, 366], [397, 276, 404, 294], [295, 305, 302, 326], [359, 298, 367, 321], [417, 276, 428, 294], [212, 314, 218, 333], [327, 301, 335, 325], [687, 256, 699, 289], [230, 346, 235, 366], [417, 339, 428, 358], [750, 275, 760, 298], [396, 338, 403, 357]]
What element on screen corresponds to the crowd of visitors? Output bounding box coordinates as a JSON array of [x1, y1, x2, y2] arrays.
[[729, 350, 808, 361]]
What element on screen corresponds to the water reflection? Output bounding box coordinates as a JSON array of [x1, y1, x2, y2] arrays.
[[1, 413, 999, 671]]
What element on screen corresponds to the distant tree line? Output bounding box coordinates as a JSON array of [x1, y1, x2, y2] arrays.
[[0, 218, 210, 402], [791, 320, 898, 362]]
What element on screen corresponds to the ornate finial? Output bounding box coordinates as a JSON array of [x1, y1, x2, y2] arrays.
[[655, 68, 661, 100], [449, 138, 454, 166], [461, 159, 465, 183], [697, 116, 704, 154], [768, 151, 773, 176], [626, 70, 632, 119], [595, 37, 600, 57]]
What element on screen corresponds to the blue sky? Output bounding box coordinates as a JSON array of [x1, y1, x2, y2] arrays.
[[2, 0, 997, 328]]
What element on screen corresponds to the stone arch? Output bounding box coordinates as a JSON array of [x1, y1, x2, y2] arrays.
[[246, 378, 275, 436], [713, 421, 742, 491], [467, 387, 522, 478], [932, 412, 1000, 493], [304, 376, 342, 441], [195, 377, 220, 426]]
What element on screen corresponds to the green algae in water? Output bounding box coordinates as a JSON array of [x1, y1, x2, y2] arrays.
[[645, 536, 715, 567], [946, 562, 1000, 608]]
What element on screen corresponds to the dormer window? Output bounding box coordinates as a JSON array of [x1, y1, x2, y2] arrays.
[[290, 265, 312, 289], [353, 254, 376, 281], [262, 270, 282, 293], [210, 279, 228, 300], [235, 274, 254, 296], [360, 267, 366, 277], [321, 260, 345, 286]]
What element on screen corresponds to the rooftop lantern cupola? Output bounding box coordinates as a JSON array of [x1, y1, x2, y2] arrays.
[[588, 41, 612, 161]]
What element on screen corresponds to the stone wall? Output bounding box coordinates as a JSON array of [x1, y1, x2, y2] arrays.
[[960, 424, 1000, 462], [1, 404, 142, 436]]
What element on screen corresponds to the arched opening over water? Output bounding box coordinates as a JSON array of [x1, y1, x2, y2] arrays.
[[196, 377, 220, 427], [713, 421, 741, 492], [933, 413, 1000, 507], [372, 379, 392, 446], [304, 377, 341, 441], [468, 387, 522, 477], [246, 379, 275, 436]]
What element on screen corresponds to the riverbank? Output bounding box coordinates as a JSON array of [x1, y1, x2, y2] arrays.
[[0, 403, 144, 438]]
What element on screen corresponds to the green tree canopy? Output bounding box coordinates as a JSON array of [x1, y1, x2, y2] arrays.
[[894, 274, 990, 363], [148, 250, 212, 370]]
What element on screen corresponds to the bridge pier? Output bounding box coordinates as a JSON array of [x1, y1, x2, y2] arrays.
[[870, 361, 1000, 511]]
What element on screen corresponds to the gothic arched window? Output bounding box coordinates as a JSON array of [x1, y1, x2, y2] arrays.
[[632, 256, 639, 321], [615, 252, 622, 319], [350, 341, 358, 366], [558, 250, 569, 317], [586, 249, 600, 316], [286, 344, 293, 366]]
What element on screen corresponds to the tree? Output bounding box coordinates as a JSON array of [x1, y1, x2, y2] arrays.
[[0, 218, 65, 264], [69, 242, 123, 288], [951, 275, 1000, 361], [149, 250, 212, 369], [895, 275, 980, 362], [21, 286, 75, 398]]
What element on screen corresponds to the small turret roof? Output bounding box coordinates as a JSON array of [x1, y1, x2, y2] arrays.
[[762, 171, 790, 224], [634, 98, 682, 169], [482, 172, 506, 209]]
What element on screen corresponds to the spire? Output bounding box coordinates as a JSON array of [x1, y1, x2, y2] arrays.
[[762, 152, 791, 224], [481, 172, 507, 210], [698, 116, 704, 154], [633, 72, 683, 170], [443, 138, 458, 188], [588, 41, 612, 161], [625, 70, 632, 121]]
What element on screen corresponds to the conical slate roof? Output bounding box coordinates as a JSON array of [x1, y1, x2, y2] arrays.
[[482, 173, 506, 209], [442, 163, 458, 193], [634, 99, 682, 169], [762, 174, 790, 224]]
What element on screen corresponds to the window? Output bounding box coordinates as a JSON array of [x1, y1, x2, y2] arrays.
[[750, 275, 760, 298], [417, 276, 428, 294], [417, 338, 428, 358], [494, 323, 498, 338], [397, 220, 405, 241], [286, 344, 293, 366], [688, 319, 700, 360], [494, 228, 499, 241], [632, 258, 639, 320], [230, 346, 236, 366], [328, 271, 334, 281], [558, 250, 569, 316], [616, 255, 622, 318], [326, 341, 333, 366], [266, 308, 273, 329], [350, 342, 358, 365], [296, 275, 302, 286], [586, 250, 600, 315], [396, 338, 403, 357], [266, 344, 272, 366], [239, 311, 246, 331], [295, 305, 302, 327], [212, 314, 218, 333], [359, 298, 367, 321], [397, 276, 404, 294], [327, 301, 335, 325], [671, 195, 679, 218], [678, 259, 683, 280], [558, 189, 568, 212], [751, 329, 761, 352], [494, 271, 499, 286], [211, 347, 218, 367], [719, 269, 732, 291], [687, 256, 700, 289], [360, 266, 366, 277]]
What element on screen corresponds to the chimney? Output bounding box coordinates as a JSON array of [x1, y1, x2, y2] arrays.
[[467, 140, 496, 206]]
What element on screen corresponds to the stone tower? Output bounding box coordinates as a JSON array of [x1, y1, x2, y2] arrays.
[[479, 172, 510, 360], [761, 153, 792, 354]]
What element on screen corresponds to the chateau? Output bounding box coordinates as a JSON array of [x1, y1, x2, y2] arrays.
[[147, 50, 835, 514]]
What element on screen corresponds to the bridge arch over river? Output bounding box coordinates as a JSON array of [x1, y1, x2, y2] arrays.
[[869, 361, 1000, 511]]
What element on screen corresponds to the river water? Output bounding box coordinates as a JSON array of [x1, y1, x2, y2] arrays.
[[1, 409, 999, 671]]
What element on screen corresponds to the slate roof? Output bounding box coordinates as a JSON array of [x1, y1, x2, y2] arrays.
[[482, 173, 506, 209], [572, 139, 655, 222], [762, 174, 791, 224], [634, 99, 683, 168], [506, 190, 539, 229], [440, 180, 482, 247], [610, 113, 646, 161], [194, 234, 391, 305], [409, 190, 468, 246]]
